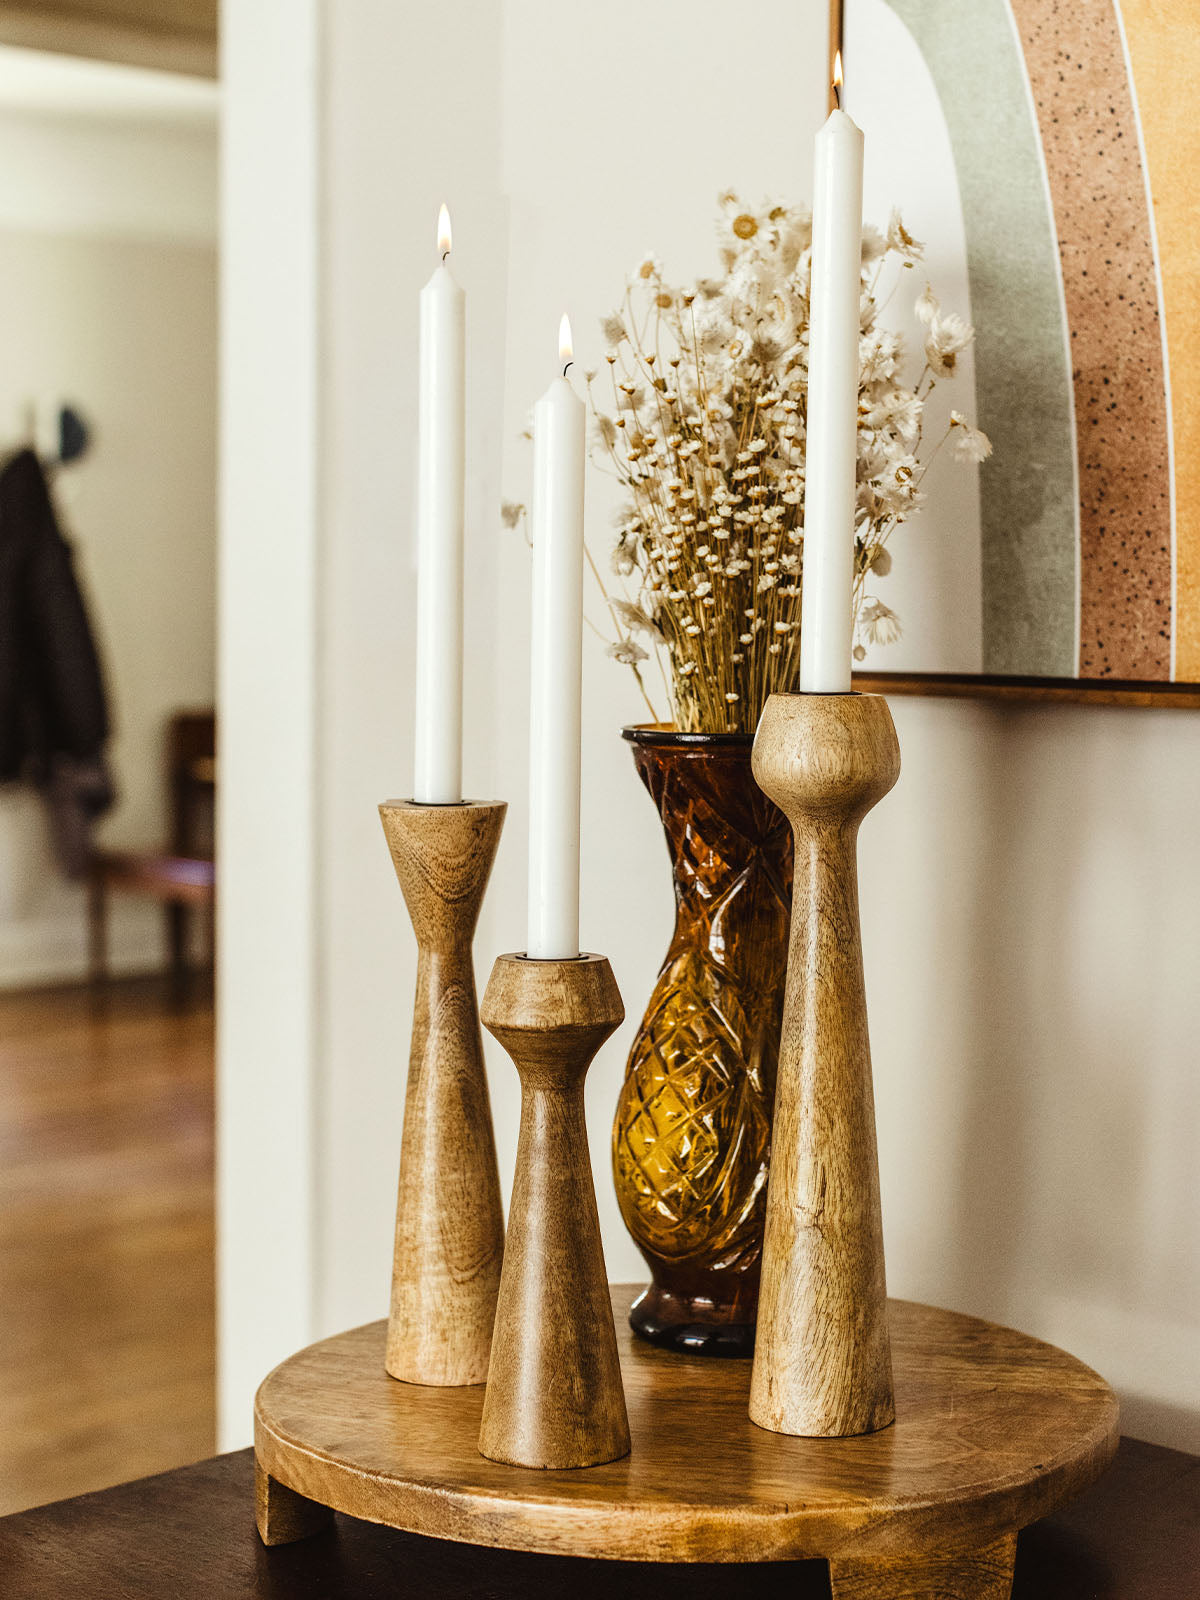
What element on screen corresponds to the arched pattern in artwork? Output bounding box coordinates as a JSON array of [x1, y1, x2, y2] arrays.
[[1114, 0, 1200, 681], [883, 0, 1078, 677], [884, 0, 1175, 679], [1009, 0, 1172, 680]]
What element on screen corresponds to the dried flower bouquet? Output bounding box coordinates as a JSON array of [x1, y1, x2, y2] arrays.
[[581, 192, 989, 735]]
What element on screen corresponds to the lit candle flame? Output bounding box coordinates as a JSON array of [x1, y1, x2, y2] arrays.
[[559, 313, 574, 365], [832, 49, 844, 107], [437, 203, 452, 257]]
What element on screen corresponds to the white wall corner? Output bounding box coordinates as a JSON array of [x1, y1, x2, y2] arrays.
[[216, 0, 324, 1450]]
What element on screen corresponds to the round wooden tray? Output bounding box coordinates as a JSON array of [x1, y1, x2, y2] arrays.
[[254, 1285, 1118, 1596]]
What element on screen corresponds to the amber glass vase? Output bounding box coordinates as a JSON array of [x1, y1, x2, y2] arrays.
[[612, 725, 793, 1356]]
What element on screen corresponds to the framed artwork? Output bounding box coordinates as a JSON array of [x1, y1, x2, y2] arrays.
[[848, 0, 1200, 707]]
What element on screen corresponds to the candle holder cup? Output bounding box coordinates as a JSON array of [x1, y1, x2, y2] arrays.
[[478, 952, 631, 1470], [379, 799, 507, 1387], [748, 693, 899, 1438]]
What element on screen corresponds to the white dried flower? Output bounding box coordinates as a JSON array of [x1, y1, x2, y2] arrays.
[[600, 312, 626, 346], [921, 292, 979, 376], [607, 638, 648, 666], [588, 194, 972, 728], [611, 539, 637, 577], [860, 599, 902, 647], [861, 389, 921, 445], [611, 598, 663, 640], [915, 283, 939, 328], [886, 208, 923, 261], [949, 411, 993, 463], [861, 225, 887, 264]]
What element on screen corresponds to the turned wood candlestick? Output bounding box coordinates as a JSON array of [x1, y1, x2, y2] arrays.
[[379, 799, 507, 1387], [477, 953, 631, 1470], [748, 693, 900, 1438]]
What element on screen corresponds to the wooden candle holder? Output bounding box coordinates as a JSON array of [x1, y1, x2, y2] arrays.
[[477, 953, 631, 1470], [378, 799, 507, 1387], [748, 693, 900, 1438]]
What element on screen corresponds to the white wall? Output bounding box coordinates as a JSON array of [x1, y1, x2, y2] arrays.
[[0, 52, 218, 988], [216, 0, 321, 1446], [862, 697, 1200, 1448], [219, 0, 1200, 1452]]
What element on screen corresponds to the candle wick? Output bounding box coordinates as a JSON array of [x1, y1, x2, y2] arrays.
[[442, 249, 450, 263], [562, 359, 574, 378], [833, 81, 843, 111]]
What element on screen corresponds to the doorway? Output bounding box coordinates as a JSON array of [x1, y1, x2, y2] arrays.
[[0, 36, 219, 1510]]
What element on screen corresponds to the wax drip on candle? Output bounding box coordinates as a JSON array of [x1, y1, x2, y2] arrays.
[[438, 202, 452, 262], [832, 49, 844, 111], [559, 313, 574, 378]]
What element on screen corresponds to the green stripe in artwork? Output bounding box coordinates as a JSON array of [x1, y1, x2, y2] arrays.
[[884, 0, 1077, 676]]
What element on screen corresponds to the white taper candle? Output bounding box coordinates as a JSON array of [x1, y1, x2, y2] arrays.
[[413, 204, 465, 802], [799, 65, 863, 695], [527, 315, 586, 960]]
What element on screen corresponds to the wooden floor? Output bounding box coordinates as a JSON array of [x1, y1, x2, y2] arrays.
[[0, 977, 215, 1514]]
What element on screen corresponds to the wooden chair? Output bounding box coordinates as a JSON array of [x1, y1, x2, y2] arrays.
[[87, 710, 216, 994]]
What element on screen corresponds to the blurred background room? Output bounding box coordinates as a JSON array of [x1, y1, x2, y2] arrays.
[[0, 1, 217, 1511]]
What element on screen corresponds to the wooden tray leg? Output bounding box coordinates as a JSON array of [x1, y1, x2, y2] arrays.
[[829, 1533, 1017, 1600], [254, 1459, 334, 1546]]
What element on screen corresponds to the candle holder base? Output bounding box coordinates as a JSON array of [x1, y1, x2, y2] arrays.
[[379, 798, 507, 1388], [748, 693, 899, 1438], [254, 1283, 1118, 1584]]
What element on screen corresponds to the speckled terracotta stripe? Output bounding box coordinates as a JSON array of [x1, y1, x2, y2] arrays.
[[1010, 0, 1172, 680], [1118, 0, 1200, 682], [884, 0, 1079, 677]]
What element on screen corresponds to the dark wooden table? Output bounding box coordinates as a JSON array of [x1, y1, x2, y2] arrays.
[[0, 1439, 1195, 1597]]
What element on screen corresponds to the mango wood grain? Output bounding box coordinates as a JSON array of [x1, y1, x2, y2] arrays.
[[749, 693, 900, 1438], [829, 1534, 1018, 1599], [253, 1285, 1118, 1569], [477, 954, 630, 1469], [379, 800, 507, 1387], [254, 1458, 332, 1546]]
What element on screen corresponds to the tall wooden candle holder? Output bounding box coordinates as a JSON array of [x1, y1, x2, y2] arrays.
[[378, 799, 507, 1387], [477, 952, 631, 1470], [748, 693, 900, 1439]]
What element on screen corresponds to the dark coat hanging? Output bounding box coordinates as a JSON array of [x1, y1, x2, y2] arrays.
[[0, 449, 114, 873]]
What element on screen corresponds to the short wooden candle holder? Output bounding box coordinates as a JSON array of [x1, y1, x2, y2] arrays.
[[749, 693, 900, 1438], [378, 799, 507, 1388], [476, 952, 631, 1470]]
